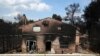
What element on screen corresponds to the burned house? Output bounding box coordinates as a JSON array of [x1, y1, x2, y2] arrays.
[[19, 18, 77, 54]]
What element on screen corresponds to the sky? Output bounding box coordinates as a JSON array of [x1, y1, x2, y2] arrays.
[[0, 0, 91, 22]]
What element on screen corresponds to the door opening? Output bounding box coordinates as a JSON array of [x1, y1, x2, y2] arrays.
[[46, 41, 51, 51], [29, 41, 33, 50], [26, 40, 36, 52]]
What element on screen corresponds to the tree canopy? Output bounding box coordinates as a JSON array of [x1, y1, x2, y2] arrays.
[[84, 0, 100, 24], [52, 14, 62, 21], [0, 19, 21, 35], [64, 3, 86, 34], [84, 0, 100, 53], [65, 3, 80, 25]]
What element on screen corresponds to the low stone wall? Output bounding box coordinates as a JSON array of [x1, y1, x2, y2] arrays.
[[0, 54, 98, 56]]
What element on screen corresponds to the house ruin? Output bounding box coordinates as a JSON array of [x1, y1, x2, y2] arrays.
[[19, 18, 78, 54]]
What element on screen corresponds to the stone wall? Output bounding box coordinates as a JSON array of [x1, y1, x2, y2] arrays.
[[36, 35, 45, 53]]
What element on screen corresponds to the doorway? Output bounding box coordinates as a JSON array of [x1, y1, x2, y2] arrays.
[[26, 40, 36, 52], [46, 41, 51, 51]]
